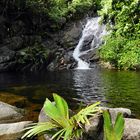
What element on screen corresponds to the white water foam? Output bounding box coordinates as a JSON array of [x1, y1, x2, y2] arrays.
[[73, 17, 106, 69]]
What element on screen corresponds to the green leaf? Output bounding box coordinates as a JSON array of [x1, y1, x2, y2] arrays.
[[103, 110, 113, 140], [114, 113, 125, 140], [22, 94, 101, 140], [22, 122, 57, 139], [53, 93, 69, 119]]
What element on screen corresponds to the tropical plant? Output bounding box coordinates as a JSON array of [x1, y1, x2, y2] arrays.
[[16, 43, 50, 71], [103, 110, 125, 140], [26, 0, 101, 21], [99, 0, 140, 70], [22, 94, 101, 140]]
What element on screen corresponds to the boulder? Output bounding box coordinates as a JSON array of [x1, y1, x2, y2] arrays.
[[84, 107, 131, 140], [60, 19, 86, 48], [101, 107, 131, 123], [5, 37, 24, 51], [0, 47, 15, 64], [0, 101, 24, 123], [123, 118, 140, 140], [0, 47, 15, 72], [84, 115, 103, 140], [0, 121, 32, 140]]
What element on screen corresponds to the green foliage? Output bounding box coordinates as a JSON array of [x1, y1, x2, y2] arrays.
[[26, 0, 99, 21], [100, 37, 140, 70], [103, 110, 125, 140], [22, 94, 101, 140], [99, 0, 140, 70], [17, 43, 49, 71]]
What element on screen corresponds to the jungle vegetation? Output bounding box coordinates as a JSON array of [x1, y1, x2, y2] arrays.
[[99, 0, 140, 70], [1, 0, 139, 70]]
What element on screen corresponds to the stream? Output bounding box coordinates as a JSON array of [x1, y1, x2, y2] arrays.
[[0, 67, 140, 120]]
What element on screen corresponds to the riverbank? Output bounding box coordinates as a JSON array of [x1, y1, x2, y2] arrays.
[[1, 100, 140, 140]]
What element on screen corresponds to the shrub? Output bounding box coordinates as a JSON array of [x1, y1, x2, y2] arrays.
[[26, 0, 100, 21], [16, 43, 50, 71], [22, 94, 101, 140], [99, 0, 140, 70]]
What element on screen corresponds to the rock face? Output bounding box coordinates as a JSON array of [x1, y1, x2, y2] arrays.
[[0, 47, 15, 72], [102, 107, 131, 122], [0, 4, 100, 72], [0, 101, 24, 123], [123, 118, 140, 140], [84, 116, 103, 140], [0, 101, 32, 140], [60, 20, 84, 48], [84, 107, 131, 140], [0, 121, 32, 140]]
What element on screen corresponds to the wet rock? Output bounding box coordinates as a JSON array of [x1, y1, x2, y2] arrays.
[[0, 101, 24, 123], [0, 121, 32, 140], [83, 107, 131, 140], [100, 61, 116, 70], [61, 19, 85, 48], [84, 116, 103, 140], [0, 47, 15, 63], [0, 47, 15, 71], [39, 108, 52, 140], [123, 118, 140, 140], [10, 20, 26, 36], [5, 37, 24, 50], [47, 62, 56, 71], [80, 35, 94, 52], [0, 16, 7, 43], [102, 107, 131, 122], [38, 108, 50, 123]]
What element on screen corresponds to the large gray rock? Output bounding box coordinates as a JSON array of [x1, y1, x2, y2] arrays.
[[84, 107, 131, 140], [38, 108, 52, 140], [0, 47, 15, 71], [0, 47, 15, 64], [123, 118, 140, 140], [101, 107, 131, 123], [85, 116, 103, 140], [0, 121, 32, 140], [0, 101, 24, 123]]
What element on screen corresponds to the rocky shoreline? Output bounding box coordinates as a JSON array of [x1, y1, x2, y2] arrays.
[[1, 100, 140, 140]]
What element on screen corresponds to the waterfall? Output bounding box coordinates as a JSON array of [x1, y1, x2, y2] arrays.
[[73, 17, 106, 69]]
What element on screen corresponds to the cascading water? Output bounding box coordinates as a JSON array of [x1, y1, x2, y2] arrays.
[[73, 17, 107, 69]]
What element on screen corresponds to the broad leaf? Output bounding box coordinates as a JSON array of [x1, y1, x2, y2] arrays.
[[103, 110, 113, 140], [43, 98, 68, 127], [114, 113, 125, 140], [53, 93, 69, 119]]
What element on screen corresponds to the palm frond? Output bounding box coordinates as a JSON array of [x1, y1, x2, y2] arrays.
[[71, 102, 100, 125], [22, 94, 101, 140], [22, 122, 58, 139]]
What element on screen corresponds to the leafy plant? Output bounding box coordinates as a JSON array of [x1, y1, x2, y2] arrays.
[[26, 0, 100, 21], [103, 110, 125, 140], [99, 0, 140, 70], [16, 43, 50, 71], [22, 94, 101, 140]]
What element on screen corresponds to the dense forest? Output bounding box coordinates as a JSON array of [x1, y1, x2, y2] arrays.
[[0, 0, 140, 71], [99, 0, 140, 70]]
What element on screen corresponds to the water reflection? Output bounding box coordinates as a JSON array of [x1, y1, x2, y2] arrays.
[[0, 69, 140, 119], [101, 70, 140, 118], [73, 67, 105, 104]]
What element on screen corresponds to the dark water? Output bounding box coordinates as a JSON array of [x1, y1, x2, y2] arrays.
[[0, 67, 140, 120]]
